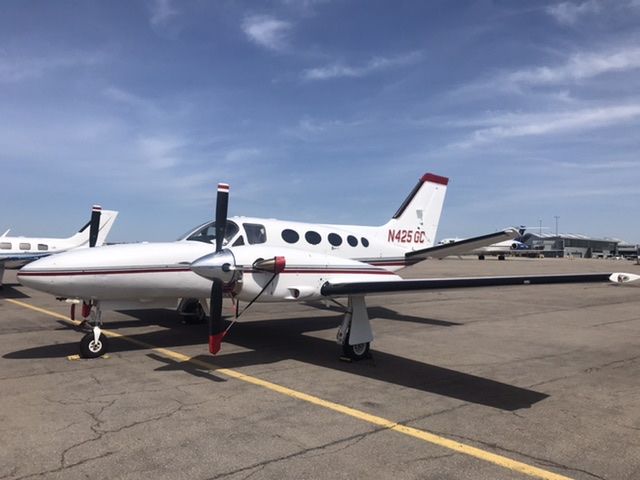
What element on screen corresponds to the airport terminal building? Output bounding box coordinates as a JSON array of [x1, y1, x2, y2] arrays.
[[521, 232, 621, 258]]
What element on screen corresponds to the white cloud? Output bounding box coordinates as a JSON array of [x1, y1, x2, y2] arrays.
[[557, 160, 640, 169], [149, 0, 178, 26], [546, 1, 601, 25], [454, 104, 640, 148], [282, 116, 367, 140], [506, 47, 640, 86], [0, 51, 104, 83], [242, 15, 291, 51], [137, 135, 184, 169], [222, 148, 261, 163], [103, 86, 150, 110], [302, 51, 421, 81]]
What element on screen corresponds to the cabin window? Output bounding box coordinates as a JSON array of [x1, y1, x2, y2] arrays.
[[328, 233, 342, 247], [281, 229, 299, 244], [37, 244, 49, 251], [305, 231, 321, 245], [0, 242, 11, 250], [347, 235, 358, 247], [186, 221, 239, 245], [19, 243, 31, 250], [244, 223, 267, 244], [361, 237, 370, 247]]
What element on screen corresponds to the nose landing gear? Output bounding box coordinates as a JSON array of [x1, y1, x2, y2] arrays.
[[78, 302, 109, 358]]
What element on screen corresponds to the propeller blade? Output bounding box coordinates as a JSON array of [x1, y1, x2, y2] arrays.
[[208, 278, 225, 354], [89, 205, 102, 248], [215, 183, 229, 252]]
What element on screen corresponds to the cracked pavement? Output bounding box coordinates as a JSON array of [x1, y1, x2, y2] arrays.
[[1, 258, 639, 479]]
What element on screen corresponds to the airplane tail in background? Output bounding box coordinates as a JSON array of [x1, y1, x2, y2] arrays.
[[382, 173, 448, 250], [68, 207, 119, 247]]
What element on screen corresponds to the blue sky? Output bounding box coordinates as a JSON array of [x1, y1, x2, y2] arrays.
[[1, 0, 639, 243]]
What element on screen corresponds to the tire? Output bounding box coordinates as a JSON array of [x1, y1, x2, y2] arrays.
[[498, 255, 506, 261], [478, 255, 485, 260], [79, 332, 109, 359], [181, 299, 206, 324], [342, 341, 370, 360]]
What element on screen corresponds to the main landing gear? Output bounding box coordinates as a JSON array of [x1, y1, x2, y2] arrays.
[[178, 298, 207, 325], [77, 302, 109, 359], [336, 295, 373, 361]]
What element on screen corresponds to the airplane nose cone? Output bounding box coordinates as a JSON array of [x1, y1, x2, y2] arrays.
[[17, 258, 60, 293], [190, 249, 237, 284]]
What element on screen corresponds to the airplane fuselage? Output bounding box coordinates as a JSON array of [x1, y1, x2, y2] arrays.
[[18, 216, 420, 306], [0, 235, 90, 269]]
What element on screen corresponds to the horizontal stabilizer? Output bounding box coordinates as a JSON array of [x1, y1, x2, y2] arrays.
[[406, 228, 519, 260], [321, 272, 612, 297]]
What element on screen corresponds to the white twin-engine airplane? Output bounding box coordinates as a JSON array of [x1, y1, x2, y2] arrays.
[[1, 206, 118, 288], [18, 173, 615, 360]]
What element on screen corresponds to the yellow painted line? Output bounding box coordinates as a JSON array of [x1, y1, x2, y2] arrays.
[[5, 298, 572, 480]]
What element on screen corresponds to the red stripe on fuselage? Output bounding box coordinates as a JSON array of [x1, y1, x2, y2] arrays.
[[18, 267, 395, 277], [18, 268, 192, 277]]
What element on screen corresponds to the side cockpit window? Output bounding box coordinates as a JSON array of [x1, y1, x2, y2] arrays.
[[186, 221, 239, 246], [243, 223, 267, 244]]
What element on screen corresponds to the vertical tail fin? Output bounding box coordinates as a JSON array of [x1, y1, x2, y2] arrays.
[[68, 207, 119, 247], [383, 173, 448, 249]]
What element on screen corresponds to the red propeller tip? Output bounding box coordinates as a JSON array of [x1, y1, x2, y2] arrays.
[[209, 332, 225, 354]]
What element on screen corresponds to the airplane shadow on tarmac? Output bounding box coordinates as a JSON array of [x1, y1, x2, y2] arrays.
[[0, 283, 30, 299], [3, 306, 548, 411]]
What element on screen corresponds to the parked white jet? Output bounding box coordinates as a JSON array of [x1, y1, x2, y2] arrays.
[[18, 174, 612, 360], [1, 206, 118, 288]]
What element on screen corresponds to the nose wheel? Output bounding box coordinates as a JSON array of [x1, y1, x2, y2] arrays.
[[79, 328, 109, 358], [78, 302, 109, 358]]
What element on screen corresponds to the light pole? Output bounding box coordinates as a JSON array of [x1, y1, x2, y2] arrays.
[[554, 216, 559, 236]]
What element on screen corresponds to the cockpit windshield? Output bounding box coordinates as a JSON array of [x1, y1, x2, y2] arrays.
[[181, 221, 239, 245]]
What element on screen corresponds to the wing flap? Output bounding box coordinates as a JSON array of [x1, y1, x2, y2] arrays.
[[321, 273, 612, 297]]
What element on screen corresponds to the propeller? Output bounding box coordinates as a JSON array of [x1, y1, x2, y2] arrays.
[[191, 182, 287, 355], [209, 183, 230, 354], [89, 205, 102, 248]]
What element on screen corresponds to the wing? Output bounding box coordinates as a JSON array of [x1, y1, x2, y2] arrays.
[[407, 228, 519, 260], [321, 273, 612, 296]]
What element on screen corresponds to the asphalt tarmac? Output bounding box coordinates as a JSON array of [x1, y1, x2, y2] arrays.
[[1, 257, 639, 480]]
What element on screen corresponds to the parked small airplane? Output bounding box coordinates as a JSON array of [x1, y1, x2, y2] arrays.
[[18, 174, 613, 360], [1, 206, 118, 288], [437, 227, 531, 260]]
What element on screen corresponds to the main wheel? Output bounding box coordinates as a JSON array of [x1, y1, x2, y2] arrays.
[[180, 299, 206, 324], [79, 332, 109, 358], [478, 254, 485, 260], [342, 341, 370, 360], [498, 254, 506, 261]]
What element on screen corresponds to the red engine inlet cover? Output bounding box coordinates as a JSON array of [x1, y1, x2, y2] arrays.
[[274, 256, 286, 274]]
